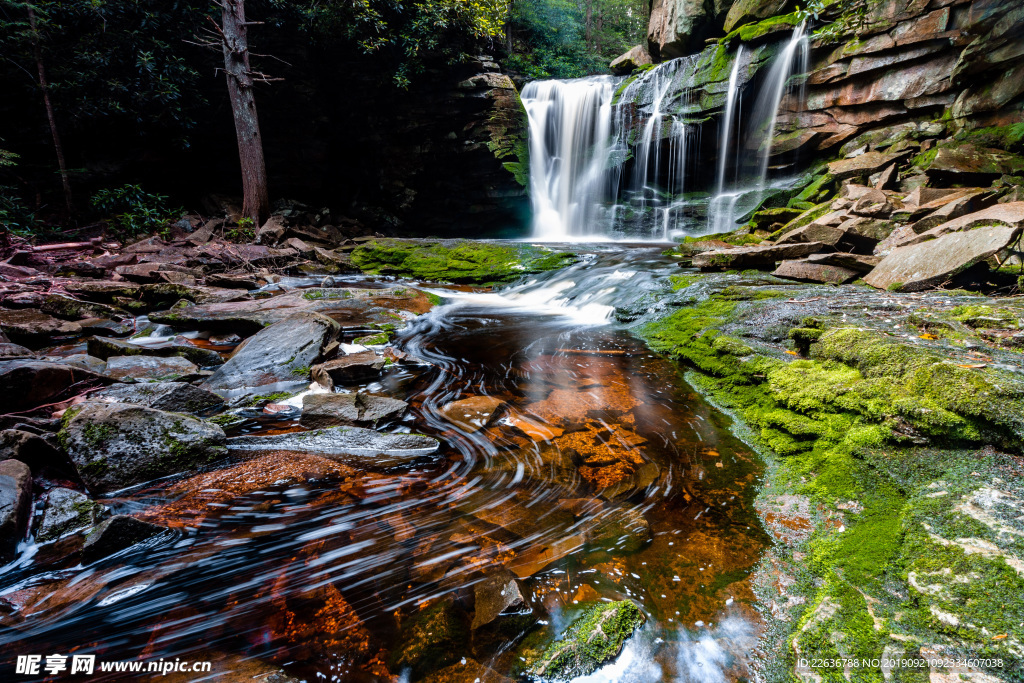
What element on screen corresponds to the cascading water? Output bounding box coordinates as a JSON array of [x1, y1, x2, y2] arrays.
[[522, 23, 810, 241]]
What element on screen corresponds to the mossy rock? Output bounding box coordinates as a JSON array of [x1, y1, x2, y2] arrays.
[[350, 239, 578, 286], [528, 601, 645, 680], [389, 600, 469, 678]]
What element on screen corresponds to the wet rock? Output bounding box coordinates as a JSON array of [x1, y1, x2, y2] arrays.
[[311, 350, 385, 388], [81, 515, 166, 562], [205, 273, 260, 289], [54, 354, 107, 374], [420, 659, 511, 683], [770, 259, 860, 286], [114, 262, 199, 284], [87, 336, 223, 367], [0, 459, 32, 562], [60, 401, 226, 495], [39, 294, 127, 322], [203, 312, 339, 402], [390, 600, 469, 678], [36, 488, 107, 542], [0, 429, 68, 472], [0, 343, 34, 359], [472, 570, 532, 631], [528, 600, 646, 679], [299, 392, 406, 429], [865, 225, 1022, 292], [226, 425, 439, 467], [0, 360, 112, 413], [78, 318, 135, 337], [609, 44, 651, 74], [440, 395, 506, 433], [104, 355, 199, 382], [724, 0, 789, 32], [0, 309, 81, 346], [94, 382, 223, 415], [692, 242, 830, 270]]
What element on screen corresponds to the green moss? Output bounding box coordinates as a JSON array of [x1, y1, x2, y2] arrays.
[[354, 332, 389, 345], [350, 239, 578, 285], [529, 601, 645, 680], [668, 274, 704, 290], [722, 11, 800, 44]]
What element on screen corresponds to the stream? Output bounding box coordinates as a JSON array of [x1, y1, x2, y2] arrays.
[[0, 247, 771, 682]]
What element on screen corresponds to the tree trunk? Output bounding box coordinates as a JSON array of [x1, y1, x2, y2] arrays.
[[27, 7, 72, 216], [585, 0, 593, 50], [220, 0, 270, 226]]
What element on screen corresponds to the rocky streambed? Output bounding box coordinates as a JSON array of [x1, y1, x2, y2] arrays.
[[0, 239, 1022, 682]]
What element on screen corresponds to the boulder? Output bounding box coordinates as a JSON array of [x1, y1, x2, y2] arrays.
[[60, 402, 226, 495], [87, 336, 223, 367], [773, 259, 860, 284], [204, 273, 261, 289], [472, 571, 532, 631], [104, 355, 199, 382], [203, 312, 339, 402], [609, 45, 651, 74], [311, 350, 385, 388], [865, 225, 1022, 292], [36, 488, 107, 542], [0, 343, 34, 359], [805, 252, 881, 272], [226, 425, 439, 468], [81, 515, 166, 562], [0, 360, 112, 413], [529, 601, 646, 679], [0, 429, 68, 472], [724, 0, 790, 33], [93, 382, 224, 415], [850, 188, 896, 218], [692, 242, 830, 269], [903, 190, 992, 233], [0, 309, 81, 346], [56, 354, 107, 374], [648, 0, 725, 59], [0, 459, 31, 562], [439, 396, 506, 433], [299, 392, 407, 429]]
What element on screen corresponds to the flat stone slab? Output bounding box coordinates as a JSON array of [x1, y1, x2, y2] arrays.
[[227, 426, 440, 467], [865, 225, 1022, 291], [94, 382, 224, 414], [692, 242, 830, 269], [773, 259, 860, 284], [104, 355, 198, 382]]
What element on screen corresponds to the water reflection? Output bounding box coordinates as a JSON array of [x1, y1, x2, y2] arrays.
[[0, 249, 770, 682]]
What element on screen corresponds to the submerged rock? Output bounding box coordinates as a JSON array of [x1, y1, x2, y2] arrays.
[[226, 425, 439, 467], [440, 395, 506, 432], [529, 601, 646, 679], [94, 382, 224, 415], [36, 488, 108, 542], [203, 311, 339, 402], [472, 570, 532, 631], [389, 600, 469, 678], [0, 459, 32, 562], [60, 401, 227, 495], [81, 515, 166, 562]]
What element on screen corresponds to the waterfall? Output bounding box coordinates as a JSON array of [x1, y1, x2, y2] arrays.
[[522, 77, 618, 240], [748, 22, 808, 189], [521, 23, 809, 241]]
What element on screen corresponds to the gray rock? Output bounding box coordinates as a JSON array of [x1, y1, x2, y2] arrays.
[[82, 515, 166, 562], [0, 459, 32, 562], [36, 488, 107, 542], [203, 312, 339, 402], [692, 242, 831, 270], [299, 392, 407, 429], [105, 355, 199, 382], [227, 425, 439, 467], [55, 354, 107, 373], [311, 350, 386, 388], [806, 252, 881, 272], [94, 382, 224, 415], [609, 45, 651, 74], [60, 401, 226, 495], [0, 343, 34, 359], [87, 336, 223, 367], [472, 571, 531, 631], [865, 224, 1022, 292], [0, 309, 81, 346], [0, 360, 112, 414], [828, 151, 911, 181], [0, 430, 67, 472]]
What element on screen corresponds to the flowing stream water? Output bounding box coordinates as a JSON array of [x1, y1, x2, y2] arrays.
[[0, 248, 771, 682]]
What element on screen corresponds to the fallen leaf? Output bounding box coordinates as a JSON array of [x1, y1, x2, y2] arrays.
[[956, 363, 987, 369], [785, 350, 799, 356], [919, 333, 938, 340], [993, 634, 1008, 640]]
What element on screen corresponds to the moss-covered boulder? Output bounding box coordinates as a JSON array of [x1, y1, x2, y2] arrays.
[[350, 239, 578, 285], [60, 401, 226, 495], [528, 601, 646, 679], [389, 600, 469, 678]]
